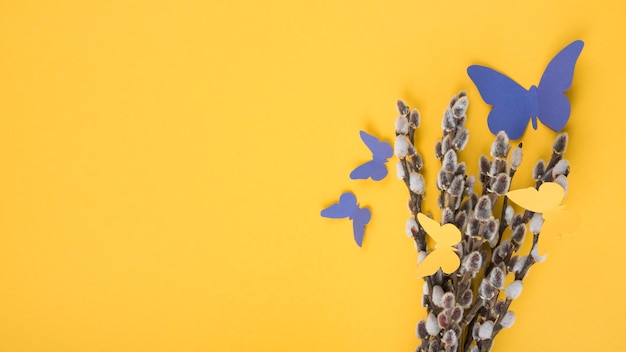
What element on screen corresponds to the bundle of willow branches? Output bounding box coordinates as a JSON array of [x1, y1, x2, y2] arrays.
[[394, 92, 569, 352]]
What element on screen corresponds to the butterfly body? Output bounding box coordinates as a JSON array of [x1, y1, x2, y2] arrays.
[[350, 131, 393, 181], [528, 86, 539, 129], [415, 213, 461, 277], [468, 40, 584, 139], [320, 192, 371, 247]]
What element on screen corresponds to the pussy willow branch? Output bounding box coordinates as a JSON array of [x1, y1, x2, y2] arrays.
[[397, 92, 570, 352]]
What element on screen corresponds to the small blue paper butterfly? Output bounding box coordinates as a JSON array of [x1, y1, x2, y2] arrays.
[[320, 192, 371, 247], [350, 131, 393, 181], [467, 40, 584, 140]]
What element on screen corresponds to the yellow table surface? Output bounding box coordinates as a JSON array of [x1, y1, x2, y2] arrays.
[[0, 1, 624, 351]]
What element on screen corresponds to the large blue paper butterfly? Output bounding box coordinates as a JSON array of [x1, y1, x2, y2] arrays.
[[467, 40, 584, 140], [349, 131, 393, 181], [320, 192, 371, 247]]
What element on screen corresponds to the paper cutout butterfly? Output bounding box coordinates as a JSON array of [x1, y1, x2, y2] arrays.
[[320, 192, 371, 247], [507, 182, 577, 255], [415, 213, 461, 277], [349, 131, 393, 181], [467, 40, 584, 140]]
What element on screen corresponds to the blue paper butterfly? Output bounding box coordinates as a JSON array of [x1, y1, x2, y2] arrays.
[[320, 192, 371, 247], [349, 131, 393, 181], [467, 40, 584, 140]]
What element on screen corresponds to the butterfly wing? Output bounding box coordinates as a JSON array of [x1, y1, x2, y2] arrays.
[[467, 65, 534, 140], [438, 224, 462, 247], [507, 182, 564, 214], [536, 208, 579, 255], [416, 249, 460, 277], [350, 131, 392, 181], [508, 183, 571, 255], [539, 41, 583, 93], [359, 131, 393, 159], [417, 213, 461, 247], [320, 192, 357, 219], [351, 207, 371, 247], [416, 213, 440, 237], [535, 214, 559, 255], [350, 160, 388, 181], [537, 40, 584, 132], [439, 249, 461, 274]]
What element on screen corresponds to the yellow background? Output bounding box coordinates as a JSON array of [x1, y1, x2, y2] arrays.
[[0, 1, 624, 351]]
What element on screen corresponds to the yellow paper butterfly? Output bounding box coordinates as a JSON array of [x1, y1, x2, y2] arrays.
[[415, 213, 461, 277], [507, 182, 577, 255]]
